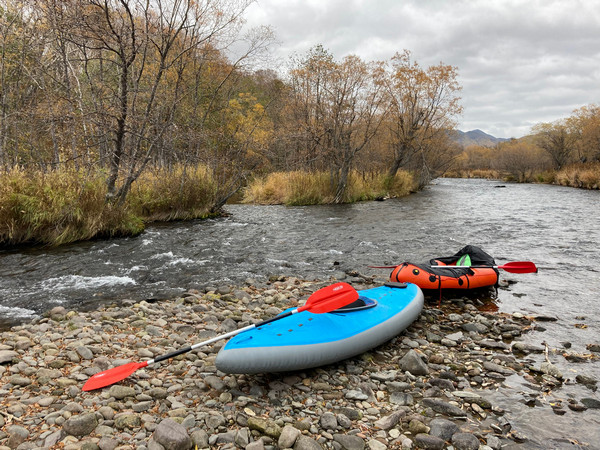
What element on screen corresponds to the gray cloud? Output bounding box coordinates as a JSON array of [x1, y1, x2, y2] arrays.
[[243, 0, 600, 138]]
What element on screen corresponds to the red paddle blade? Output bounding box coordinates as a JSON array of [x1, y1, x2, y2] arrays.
[[299, 282, 359, 314], [498, 261, 538, 273], [82, 361, 148, 392]]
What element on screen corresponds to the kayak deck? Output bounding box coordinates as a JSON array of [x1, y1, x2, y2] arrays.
[[215, 283, 424, 374]]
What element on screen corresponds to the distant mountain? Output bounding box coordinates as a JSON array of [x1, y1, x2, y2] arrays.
[[453, 129, 510, 148]]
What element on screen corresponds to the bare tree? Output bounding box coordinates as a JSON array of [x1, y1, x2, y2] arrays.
[[383, 50, 462, 187]]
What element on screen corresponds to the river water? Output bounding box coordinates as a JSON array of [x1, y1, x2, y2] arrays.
[[1, 178, 599, 447]]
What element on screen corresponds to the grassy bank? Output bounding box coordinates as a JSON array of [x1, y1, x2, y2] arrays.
[[242, 170, 416, 205], [555, 163, 600, 189], [0, 167, 218, 247], [444, 164, 599, 189]]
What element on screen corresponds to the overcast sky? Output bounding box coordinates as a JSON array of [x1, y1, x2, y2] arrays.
[[242, 0, 600, 138]]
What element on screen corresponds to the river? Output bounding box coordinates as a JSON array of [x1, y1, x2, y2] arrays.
[[1, 178, 599, 447]]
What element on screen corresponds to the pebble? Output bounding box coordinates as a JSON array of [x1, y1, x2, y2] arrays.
[[0, 276, 594, 449]]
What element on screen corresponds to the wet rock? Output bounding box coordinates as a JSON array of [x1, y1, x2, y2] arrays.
[[414, 433, 444, 450], [575, 374, 597, 387], [540, 362, 563, 379], [451, 432, 480, 449], [63, 413, 98, 437], [422, 398, 465, 417], [511, 342, 544, 354], [152, 418, 192, 450], [581, 398, 600, 409], [398, 349, 429, 376], [429, 418, 458, 441], [587, 343, 600, 352], [333, 434, 365, 450]]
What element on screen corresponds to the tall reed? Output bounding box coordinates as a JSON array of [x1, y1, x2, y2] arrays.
[[243, 170, 416, 205], [0, 165, 219, 247], [0, 169, 143, 247], [555, 163, 600, 189]]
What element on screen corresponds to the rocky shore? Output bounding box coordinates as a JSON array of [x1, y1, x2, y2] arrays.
[[1, 275, 599, 450]]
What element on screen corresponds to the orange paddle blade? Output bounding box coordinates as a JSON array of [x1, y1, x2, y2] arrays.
[[299, 282, 358, 314], [82, 361, 148, 392]]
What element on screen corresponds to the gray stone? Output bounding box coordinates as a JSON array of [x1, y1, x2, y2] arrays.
[[485, 434, 502, 450], [541, 362, 563, 379], [191, 429, 209, 448], [205, 413, 227, 429], [333, 434, 365, 450], [389, 392, 413, 406], [7, 375, 31, 386], [422, 398, 465, 417], [247, 416, 282, 438], [398, 350, 429, 376], [451, 432, 481, 450], [279, 425, 301, 448], [98, 436, 119, 450], [374, 410, 405, 430], [76, 346, 94, 360], [511, 342, 544, 354], [152, 418, 192, 450], [294, 435, 323, 450], [108, 385, 136, 399], [581, 398, 600, 409], [114, 413, 141, 429], [320, 412, 337, 430], [414, 433, 444, 450], [204, 375, 226, 391], [483, 361, 514, 376], [6, 425, 29, 449], [246, 439, 265, 450], [0, 350, 18, 364], [429, 418, 458, 441], [367, 439, 387, 450], [337, 413, 352, 429], [345, 390, 369, 400], [63, 413, 98, 437]]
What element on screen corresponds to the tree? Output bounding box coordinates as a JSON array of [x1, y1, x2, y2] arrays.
[[383, 50, 462, 187], [494, 140, 551, 181], [286, 46, 386, 202], [532, 121, 575, 170], [568, 104, 600, 163], [63, 0, 256, 204]]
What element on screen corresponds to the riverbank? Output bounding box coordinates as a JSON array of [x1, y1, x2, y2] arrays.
[[444, 162, 600, 189], [1, 275, 598, 449]]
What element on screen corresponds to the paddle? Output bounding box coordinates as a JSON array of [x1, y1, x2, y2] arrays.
[[82, 282, 358, 391], [369, 261, 538, 274]]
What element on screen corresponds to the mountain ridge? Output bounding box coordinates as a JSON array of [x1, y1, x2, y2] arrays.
[[453, 129, 509, 147]]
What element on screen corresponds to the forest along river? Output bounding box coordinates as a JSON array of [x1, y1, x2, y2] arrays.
[[1, 177, 599, 446]]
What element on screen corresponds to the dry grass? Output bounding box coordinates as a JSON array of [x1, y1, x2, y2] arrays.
[[555, 163, 600, 189], [0, 168, 143, 247], [243, 170, 416, 205], [129, 166, 217, 221], [0, 165, 219, 247]]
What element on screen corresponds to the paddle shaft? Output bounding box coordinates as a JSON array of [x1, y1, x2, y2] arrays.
[[150, 309, 298, 365]]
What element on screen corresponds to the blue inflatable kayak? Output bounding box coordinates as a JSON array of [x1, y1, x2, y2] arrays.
[[215, 282, 424, 374]]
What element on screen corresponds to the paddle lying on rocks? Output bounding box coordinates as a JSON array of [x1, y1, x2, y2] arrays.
[[82, 282, 358, 391], [369, 261, 538, 274]]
